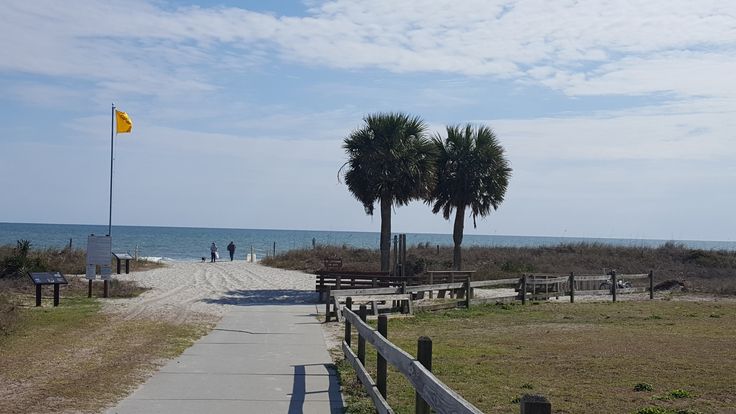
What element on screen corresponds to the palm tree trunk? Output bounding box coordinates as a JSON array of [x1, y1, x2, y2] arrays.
[[380, 198, 391, 272], [453, 205, 465, 270]]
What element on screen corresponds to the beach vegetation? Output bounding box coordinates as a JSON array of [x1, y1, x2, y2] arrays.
[[337, 300, 735, 413], [263, 243, 736, 294], [340, 112, 436, 271], [428, 124, 511, 270], [0, 242, 163, 278]]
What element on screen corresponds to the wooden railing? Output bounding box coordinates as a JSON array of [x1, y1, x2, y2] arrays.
[[342, 304, 483, 414], [323, 271, 655, 318]]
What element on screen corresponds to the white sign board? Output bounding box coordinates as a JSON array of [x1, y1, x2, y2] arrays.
[[86, 264, 96, 280], [87, 235, 112, 265], [101, 264, 112, 280]]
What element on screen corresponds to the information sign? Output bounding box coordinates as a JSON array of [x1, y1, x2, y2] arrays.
[[28, 272, 68, 285], [86, 264, 96, 280], [87, 235, 112, 266], [101, 264, 112, 280]]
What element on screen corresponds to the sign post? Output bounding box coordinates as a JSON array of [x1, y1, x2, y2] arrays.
[[87, 234, 112, 298], [28, 272, 68, 307]]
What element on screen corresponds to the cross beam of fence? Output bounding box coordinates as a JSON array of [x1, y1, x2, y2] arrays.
[[342, 306, 483, 414]]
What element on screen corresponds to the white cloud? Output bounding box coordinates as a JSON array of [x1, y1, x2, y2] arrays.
[[2, 0, 734, 101]]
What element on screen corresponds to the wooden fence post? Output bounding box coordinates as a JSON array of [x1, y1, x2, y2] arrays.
[[464, 279, 471, 309], [429, 272, 434, 299], [377, 315, 388, 398], [401, 282, 408, 313], [649, 270, 654, 300], [569, 272, 575, 303], [35, 284, 42, 307], [325, 287, 332, 322], [344, 297, 352, 346], [611, 270, 617, 303], [358, 305, 367, 366], [520, 394, 551, 414], [416, 336, 432, 414], [521, 275, 527, 305]]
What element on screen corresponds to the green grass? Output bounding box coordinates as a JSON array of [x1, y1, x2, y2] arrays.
[[339, 300, 736, 414], [0, 292, 206, 414]]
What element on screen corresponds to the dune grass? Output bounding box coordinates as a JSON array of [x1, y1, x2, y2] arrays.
[[262, 243, 736, 294], [338, 300, 736, 414]]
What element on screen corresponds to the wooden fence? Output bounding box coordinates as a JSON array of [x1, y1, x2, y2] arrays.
[[324, 271, 655, 319], [342, 303, 484, 414]]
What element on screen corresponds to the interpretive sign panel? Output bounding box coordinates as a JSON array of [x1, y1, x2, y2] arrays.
[[87, 235, 112, 265], [101, 264, 112, 280], [28, 272, 68, 285], [86, 264, 96, 280]]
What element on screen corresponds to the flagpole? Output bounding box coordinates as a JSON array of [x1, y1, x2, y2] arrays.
[[108, 103, 115, 237]]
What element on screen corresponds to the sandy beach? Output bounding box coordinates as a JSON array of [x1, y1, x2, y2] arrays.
[[102, 260, 318, 324]]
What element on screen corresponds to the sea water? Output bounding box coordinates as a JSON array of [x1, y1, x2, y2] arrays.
[[1, 222, 735, 262]]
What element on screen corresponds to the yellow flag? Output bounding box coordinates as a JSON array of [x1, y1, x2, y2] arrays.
[[115, 110, 132, 134]]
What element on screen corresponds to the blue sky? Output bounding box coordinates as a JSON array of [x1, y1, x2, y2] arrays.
[[1, 0, 735, 241]]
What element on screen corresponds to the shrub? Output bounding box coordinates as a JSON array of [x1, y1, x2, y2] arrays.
[[668, 389, 693, 399], [634, 382, 654, 392]]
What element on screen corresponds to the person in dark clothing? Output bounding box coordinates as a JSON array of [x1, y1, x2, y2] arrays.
[[227, 241, 236, 261], [210, 242, 218, 262]]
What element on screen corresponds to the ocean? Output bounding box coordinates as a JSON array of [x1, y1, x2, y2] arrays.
[[1, 222, 735, 262]]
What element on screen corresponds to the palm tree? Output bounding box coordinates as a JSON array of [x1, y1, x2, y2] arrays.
[[430, 124, 511, 270], [341, 112, 436, 271]]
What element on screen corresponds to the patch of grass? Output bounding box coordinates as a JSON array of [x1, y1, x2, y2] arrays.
[[337, 301, 735, 413], [635, 408, 703, 414], [0, 294, 21, 335], [335, 358, 375, 414], [667, 389, 693, 399], [0, 289, 205, 414], [635, 382, 654, 392]]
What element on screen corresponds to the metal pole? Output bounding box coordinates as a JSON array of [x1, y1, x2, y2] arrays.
[[108, 103, 115, 236]]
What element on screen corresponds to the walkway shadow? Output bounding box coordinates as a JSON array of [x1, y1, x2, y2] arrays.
[[288, 363, 344, 413], [201, 289, 319, 306]]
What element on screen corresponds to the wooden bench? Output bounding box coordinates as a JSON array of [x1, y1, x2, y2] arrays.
[[315, 270, 420, 302]]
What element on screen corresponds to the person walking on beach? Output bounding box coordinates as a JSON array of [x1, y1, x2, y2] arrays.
[[227, 241, 236, 261], [210, 242, 218, 262]]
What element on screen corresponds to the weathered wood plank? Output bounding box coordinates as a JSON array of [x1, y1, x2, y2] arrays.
[[573, 275, 611, 281], [333, 295, 342, 322], [527, 276, 568, 285], [335, 294, 412, 303], [470, 278, 519, 288], [331, 287, 402, 297], [619, 273, 650, 279], [408, 282, 466, 292], [342, 341, 394, 414], [343, 308, 483, 414]]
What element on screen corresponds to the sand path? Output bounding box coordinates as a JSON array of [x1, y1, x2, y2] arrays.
[[102, 260, 317, 324]]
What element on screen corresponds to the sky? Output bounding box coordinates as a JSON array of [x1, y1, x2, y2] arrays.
[[1, 0, 735, 242]]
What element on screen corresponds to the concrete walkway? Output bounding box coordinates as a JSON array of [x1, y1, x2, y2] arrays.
[[107, 305, 343, 414]]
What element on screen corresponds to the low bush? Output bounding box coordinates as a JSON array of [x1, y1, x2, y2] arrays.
[[263, 242, 736, 294]]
